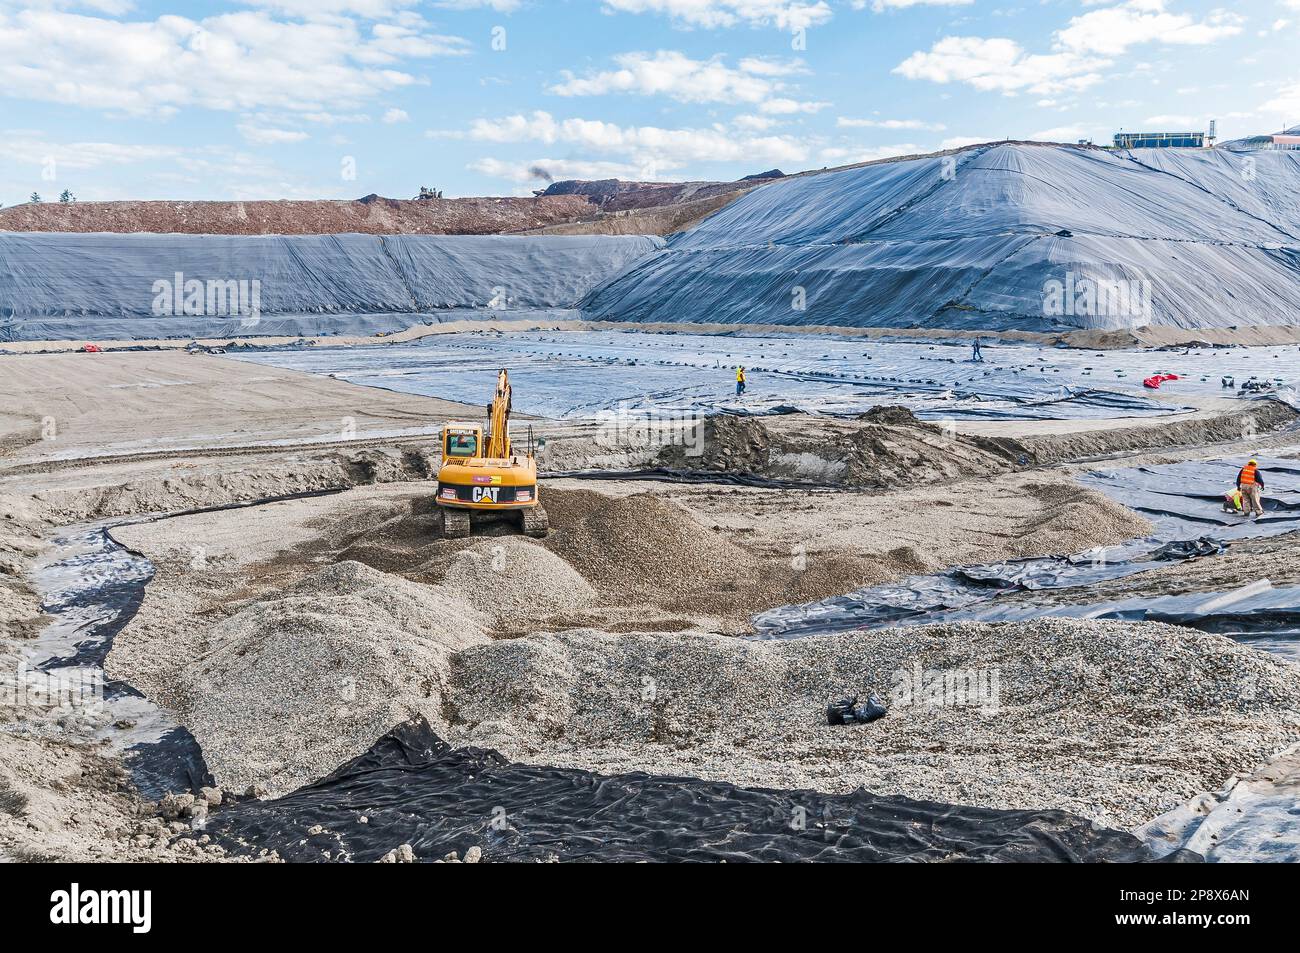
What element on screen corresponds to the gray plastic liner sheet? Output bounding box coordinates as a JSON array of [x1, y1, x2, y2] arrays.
[[582, 144, 1300, 331], [223, 329, 1254, 422], [0, 232, 662, 340], [195, 717, 1195, 863], [1137, 742, 1300, 862], [752, 455, 1300, 659]]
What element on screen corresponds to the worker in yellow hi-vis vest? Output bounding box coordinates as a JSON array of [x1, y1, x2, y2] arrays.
[[736, 366, 747, 396]]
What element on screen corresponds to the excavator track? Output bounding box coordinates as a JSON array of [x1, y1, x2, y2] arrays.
[[441, 508, 472, 539], [521, 504, 549, 538]]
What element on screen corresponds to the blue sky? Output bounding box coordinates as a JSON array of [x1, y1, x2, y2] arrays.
[[1, 0, 1297, 204]]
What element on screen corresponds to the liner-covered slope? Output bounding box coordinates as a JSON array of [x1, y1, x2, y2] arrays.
[[0, 232, 663, 341], [582, 144, 1300, 332]]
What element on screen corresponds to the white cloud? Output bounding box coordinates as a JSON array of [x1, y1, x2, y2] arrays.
[[758, 96, 828, 114], [1055, 1, 1243, 55], [858, 0, 973, 11], [894, 1, 1243, 96], [894, 37, 1102, 95], [383, 108, 410, 123], [0, 0, 138, 13], [0, 133, 345, 202], [550, 51, 787, 104], [237, 123, 310, 144], [737, 56, 807, 76], [818, 143, 924, 164], [0, 134, 183, 171], [434, 0, 523, 11], [733, 114, 780, 130], [461, 109, 811, 171], [0, 9, 469, 118], [837, 117, 945, 130], [1029, 125, 1091, 141], [470, 157, 651, 185], [241, 0, 421, 15], [600, 0, 833, 31], [1258, 81, 1300, 124], [298, 111, 372, 124], [939, 136, 985, 149], [1143, 113, 1203, 126]]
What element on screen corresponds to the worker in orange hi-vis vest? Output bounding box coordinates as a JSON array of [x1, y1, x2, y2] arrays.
[[1236, 458, 1266, 519]]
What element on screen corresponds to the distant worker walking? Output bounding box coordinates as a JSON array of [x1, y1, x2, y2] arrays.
[[1237, 458, 1265, 519], [972, 338, 984, 362], [736, 366, 747, 396]]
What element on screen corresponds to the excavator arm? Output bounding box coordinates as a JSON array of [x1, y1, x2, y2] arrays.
[[484, 368, 513, 460]]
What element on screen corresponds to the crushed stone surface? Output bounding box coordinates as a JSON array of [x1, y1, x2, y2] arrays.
[[446, 619, 1300, 830], [176, 561, 489, 794]]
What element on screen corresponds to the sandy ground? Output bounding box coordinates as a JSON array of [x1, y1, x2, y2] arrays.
[[0, 351, 482, 466], [3, 346, 1300, 861]]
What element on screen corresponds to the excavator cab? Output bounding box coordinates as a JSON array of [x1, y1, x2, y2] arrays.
[[443, 425, 481, 460], [435, 370, 548, 539]]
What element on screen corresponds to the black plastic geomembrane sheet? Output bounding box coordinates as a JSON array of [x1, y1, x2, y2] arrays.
[[753, 455, 1300, 649], [583, 144, 1300, 332], [197, 718, 1193, 863], [1076, 458, 1300, 539]]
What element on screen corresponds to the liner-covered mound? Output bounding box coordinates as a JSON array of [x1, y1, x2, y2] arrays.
[[582, 143, 1300, 333], [446, 619, 1300, 829], [0, 232, 663, 341]]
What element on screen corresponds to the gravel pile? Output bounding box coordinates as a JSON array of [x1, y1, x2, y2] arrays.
[[542, 489, 765, 613], [439, 538, 598, 630], [446, 618, 1300, 828], [1011, 481, 1149, 557], [181, 561, 489, 794]]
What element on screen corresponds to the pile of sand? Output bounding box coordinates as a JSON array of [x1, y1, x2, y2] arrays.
[[446, 618, 1300, 828], [180, 561, 489, 794], [542, 489, 767, 613], [438, 537, 598, 631], [1012, 481, 1152, 557]]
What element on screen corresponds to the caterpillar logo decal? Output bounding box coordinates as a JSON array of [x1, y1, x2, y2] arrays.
[[472, 486, 500, 503]]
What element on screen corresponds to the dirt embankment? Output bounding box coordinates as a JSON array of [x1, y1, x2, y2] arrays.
[[0, 173, 772, 238], [657, 407, 1028, 486], [0, 494, 49, 642], [1022, 400, 1299, 464], [0, 195, 597, 236]]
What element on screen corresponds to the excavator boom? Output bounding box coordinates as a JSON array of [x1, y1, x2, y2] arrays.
[[485, 368, 512, 459]]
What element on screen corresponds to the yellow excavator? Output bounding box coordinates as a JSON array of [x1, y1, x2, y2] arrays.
[[435, 368, 548, 539]]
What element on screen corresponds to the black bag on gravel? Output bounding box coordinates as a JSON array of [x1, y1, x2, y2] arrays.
[[826, 694, 888, 725]]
